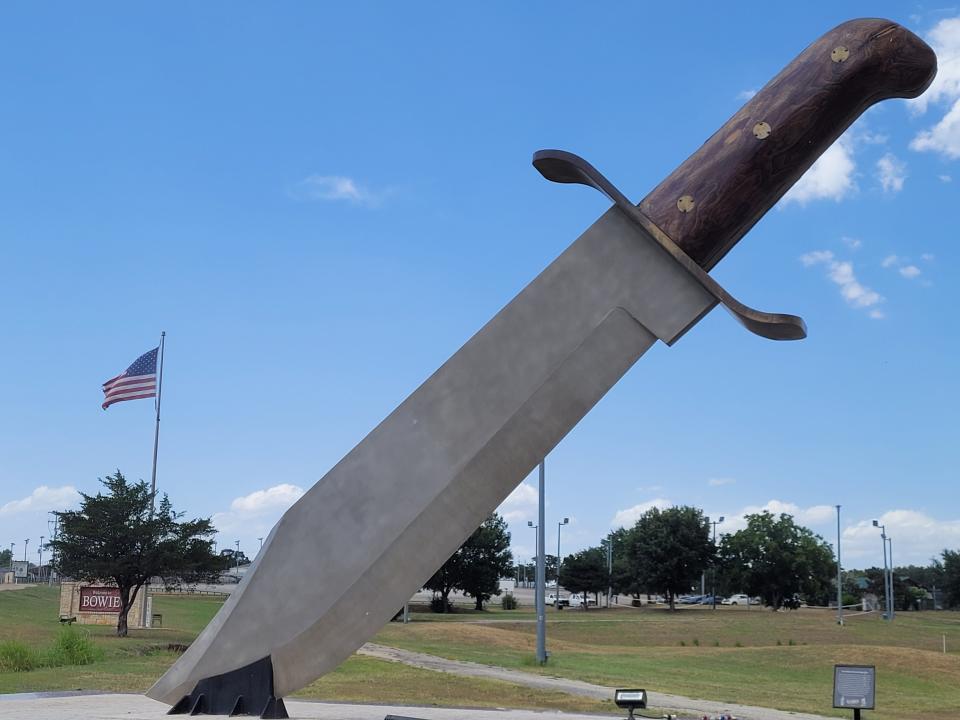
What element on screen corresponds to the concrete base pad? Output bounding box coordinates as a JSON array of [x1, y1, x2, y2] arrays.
[[0, 694, 618, 720]]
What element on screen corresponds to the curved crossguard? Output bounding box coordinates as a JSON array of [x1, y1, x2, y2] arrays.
[[533, 149, 807, 342]]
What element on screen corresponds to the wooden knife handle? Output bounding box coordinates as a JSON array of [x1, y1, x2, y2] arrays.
[[639, 18, 936, 270]]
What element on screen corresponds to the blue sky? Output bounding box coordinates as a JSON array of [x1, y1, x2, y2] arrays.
[[1, 3, 957, 572]]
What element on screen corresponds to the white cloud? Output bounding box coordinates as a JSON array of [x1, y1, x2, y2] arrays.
[[781, 136, 856, 205], [212, 483, 305, 541], [497, 482, 538, 523], [869, 309, 886, 320], [881, 254, 899, 268], [938, 174, 952, 182], [911, 99, 960, 158], [611, 498, 672, 528], [910, 18, 960, 158], [292, 175, 384, 206], [800, 249, 835, 267], [801, 250, 883, 314], [736, 89, 757, 101], [876, 153, 907, 192], [922, 253, 936, 261], [719, 500, 838, 536], [708, 477, 736, 487], [0, 486, 79, 516], [899, 265, 922, 279], [841, 236, 862, 250], [911, 18, 960, 115], [842, 510, 960, 566]]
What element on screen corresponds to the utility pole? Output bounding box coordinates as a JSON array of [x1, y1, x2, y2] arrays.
[[235, 540, 241, 578], [887, 537, 895, 621], [873, 520, 890, 620], [38, 536, 44, 582], [710, 517, 724, 609], [836, 505, 843, 626]]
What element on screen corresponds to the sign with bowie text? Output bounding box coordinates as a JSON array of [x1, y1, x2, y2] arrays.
[[79, 586, 122, 613]]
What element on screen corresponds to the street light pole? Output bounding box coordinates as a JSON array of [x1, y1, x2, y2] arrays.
[[556, 517, 568, 585], [601, 535, 614, 608], [873, 521, 890, 620], [235, 540, 240, 578], [836, 505, 843, 626], [711, 517, 724, 609], [887, 537, 897, 620], [38, 536, 44, 582]]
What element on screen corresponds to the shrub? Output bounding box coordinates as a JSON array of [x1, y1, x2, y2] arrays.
[[501, 593, 519, 610], [45, 626, 103, 667], [0, 641, 40, 672], [692, 638, 700, 647]]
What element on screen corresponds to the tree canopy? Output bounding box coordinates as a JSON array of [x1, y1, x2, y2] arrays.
[[719, 511, 835, 609], [630, 506, 714, 610], [49, 471, 220, 636], [424, 513, 513, 611], [942, 549, 960, 608], [558, 547, 606, 607]]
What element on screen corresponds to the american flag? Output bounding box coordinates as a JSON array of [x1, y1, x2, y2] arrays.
[[102, 347, 159, 410]]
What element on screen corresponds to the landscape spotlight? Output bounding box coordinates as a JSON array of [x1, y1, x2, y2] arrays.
[[614, 689, 647, 719]]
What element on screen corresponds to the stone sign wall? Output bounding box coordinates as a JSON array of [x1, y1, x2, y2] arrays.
[[59, 581, 152, 627]]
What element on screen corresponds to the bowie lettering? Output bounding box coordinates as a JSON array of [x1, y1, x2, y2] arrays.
[[79, 586, 122, 613]]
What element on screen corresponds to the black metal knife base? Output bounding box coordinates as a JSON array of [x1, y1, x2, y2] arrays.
[[167, 655, 288, 718]]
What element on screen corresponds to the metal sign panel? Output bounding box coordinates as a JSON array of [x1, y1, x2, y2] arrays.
[[12, 561, 28, 578], [833, 665, 876, 709], [79, 586, 122, 613]]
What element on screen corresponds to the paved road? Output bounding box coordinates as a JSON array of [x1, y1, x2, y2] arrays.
[[358, 644, 832, 720]]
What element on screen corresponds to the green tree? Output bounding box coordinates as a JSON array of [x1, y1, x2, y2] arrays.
[[423, 550, 462, 612], [0, 549, 12, 567], [424, 513, 513, 612], [49, 471, 220, 636], [719, 512, 835, 609], [942, 549, 960, 608], [631, 506, 714, 610], [559, 547, 606, 609], [459, 514, 514, 610]]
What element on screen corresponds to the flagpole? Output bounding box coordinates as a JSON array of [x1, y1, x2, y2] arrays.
[[143, 331, 164, 631], [150, 331, 165, 512]]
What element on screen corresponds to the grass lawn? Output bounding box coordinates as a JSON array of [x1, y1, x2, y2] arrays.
[[0, 587, 608, 713], [376, 605, 960, 719], [3, 587, 959, 718]]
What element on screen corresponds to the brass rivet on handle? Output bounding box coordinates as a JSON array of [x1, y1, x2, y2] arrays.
[[753, 121, 771, 139], [831, 46, 849, 63], [677, 195, 695, 213]]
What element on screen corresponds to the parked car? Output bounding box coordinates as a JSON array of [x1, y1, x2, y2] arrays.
[[568, 593, 597, 608], [679, 595, 704, 604], [547, 593, 569, 607], [721, 593, 752, 605], [698, 595, 719, 605]]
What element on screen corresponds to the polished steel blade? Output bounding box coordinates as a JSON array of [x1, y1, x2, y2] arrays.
[[148, 205, 717, 703]]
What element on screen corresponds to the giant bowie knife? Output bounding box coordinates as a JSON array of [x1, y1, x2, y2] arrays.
[[150, 19, 935, 718]]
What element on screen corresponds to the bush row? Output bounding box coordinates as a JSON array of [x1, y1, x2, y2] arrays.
[[0, 626, 103, 672]]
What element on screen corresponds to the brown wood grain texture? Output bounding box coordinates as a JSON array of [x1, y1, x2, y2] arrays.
[[639, 18, 937, 271]]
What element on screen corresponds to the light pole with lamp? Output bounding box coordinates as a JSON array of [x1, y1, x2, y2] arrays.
[[556, 517, 568, 586], [234, 540, 241, 578], [601, 534, 614, 608], [710, 517, 724, 609], [38, 536, 44, 582], [887, 536, 895, 620], [872, 520, 891, 620]]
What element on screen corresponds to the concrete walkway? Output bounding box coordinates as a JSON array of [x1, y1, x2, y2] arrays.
[[358, 644, 831, 720], [0, 692, 832, 720]]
